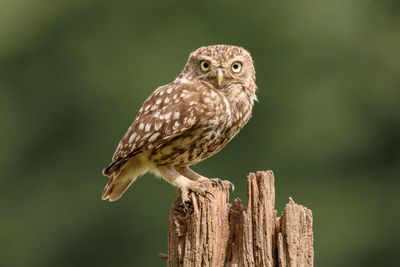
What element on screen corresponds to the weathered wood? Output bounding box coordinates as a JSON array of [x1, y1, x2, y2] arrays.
[[167, 180, 231, 266], [167, 171, 313, 267], [278, 198, 313, 267]]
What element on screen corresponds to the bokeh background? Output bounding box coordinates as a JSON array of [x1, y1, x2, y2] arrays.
[[1, 0, 399, 266]]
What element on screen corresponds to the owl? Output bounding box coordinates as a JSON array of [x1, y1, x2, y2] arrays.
[[102, 44, 257, 203]]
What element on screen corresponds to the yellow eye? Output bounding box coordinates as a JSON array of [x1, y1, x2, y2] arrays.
[[200, 60, 211, 72], [231, 62, 242, 73]]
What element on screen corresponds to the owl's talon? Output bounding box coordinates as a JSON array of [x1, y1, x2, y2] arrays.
[[181, 196, 189, 205], [210, 178, 234, 191], [179, 188, 190, 204], [210, 178, 225, 189], [179, 181, 215, 205], [227, 181, 235, 191], [204, 190, 215, 199]]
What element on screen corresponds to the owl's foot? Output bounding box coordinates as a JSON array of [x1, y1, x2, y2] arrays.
[[210, 178, 235, 191], [174, 167, 234, 191], [180, 180, 215, 204]]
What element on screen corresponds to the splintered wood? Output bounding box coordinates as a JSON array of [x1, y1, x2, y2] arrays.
[[167, 171, 314, 267]]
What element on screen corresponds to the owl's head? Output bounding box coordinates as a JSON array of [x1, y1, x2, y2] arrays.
[[180, 45, 256, 91]]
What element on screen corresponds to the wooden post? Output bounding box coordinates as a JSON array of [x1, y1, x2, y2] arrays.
[[166, 171, 314, 267]]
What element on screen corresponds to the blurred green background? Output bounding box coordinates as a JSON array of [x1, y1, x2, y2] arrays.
[[1, 0, 399, 266]]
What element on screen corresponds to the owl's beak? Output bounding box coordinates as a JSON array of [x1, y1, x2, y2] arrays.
[[216, 68, 224, 86]]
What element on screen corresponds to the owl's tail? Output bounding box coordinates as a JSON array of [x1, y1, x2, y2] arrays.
[[101, 156, 147, 201]]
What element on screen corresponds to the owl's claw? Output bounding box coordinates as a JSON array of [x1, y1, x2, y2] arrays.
[[180, 181, 215, 204], [210, 178, 225, 189], [204, 190, 215, 200], [228, 181, 235, 191], [210, 178, 235, 191]]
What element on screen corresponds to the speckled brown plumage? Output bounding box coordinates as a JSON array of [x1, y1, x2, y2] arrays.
[[102, 44, 257, 202]]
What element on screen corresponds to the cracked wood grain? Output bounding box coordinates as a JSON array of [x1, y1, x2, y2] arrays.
[[167, 171, 313, 267]]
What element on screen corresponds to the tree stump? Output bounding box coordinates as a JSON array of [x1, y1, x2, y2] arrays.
[[166, 170, 314, 267]]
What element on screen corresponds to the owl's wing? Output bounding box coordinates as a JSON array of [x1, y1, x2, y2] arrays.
[[103, 82, 204, 175]]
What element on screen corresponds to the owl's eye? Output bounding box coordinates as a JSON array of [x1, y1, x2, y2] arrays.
[[231, 62, 242, 73], [200, 60, 211, 72]]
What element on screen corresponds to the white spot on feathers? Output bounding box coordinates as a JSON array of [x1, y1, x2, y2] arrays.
[[145, 123, 151, 132], [139, 122, 145, 130], [204, 97, 212, 104], [149, 132, 160, 142], [173, 121, 180, 130], [175, 77, 188, 83], [173, 112, 180, 119], [163, 112, 171, 120], [186, 117, 196, 125], [154, 122, 162, 131], [222, 96, 232, 119], [129, 132, 137, 143]]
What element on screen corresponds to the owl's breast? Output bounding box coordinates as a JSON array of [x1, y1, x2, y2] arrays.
[[148, 90, 254, 166]]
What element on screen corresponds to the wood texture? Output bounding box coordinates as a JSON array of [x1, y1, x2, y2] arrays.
[[278, 198, 314, 267], [167, 171, 313, 267]]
